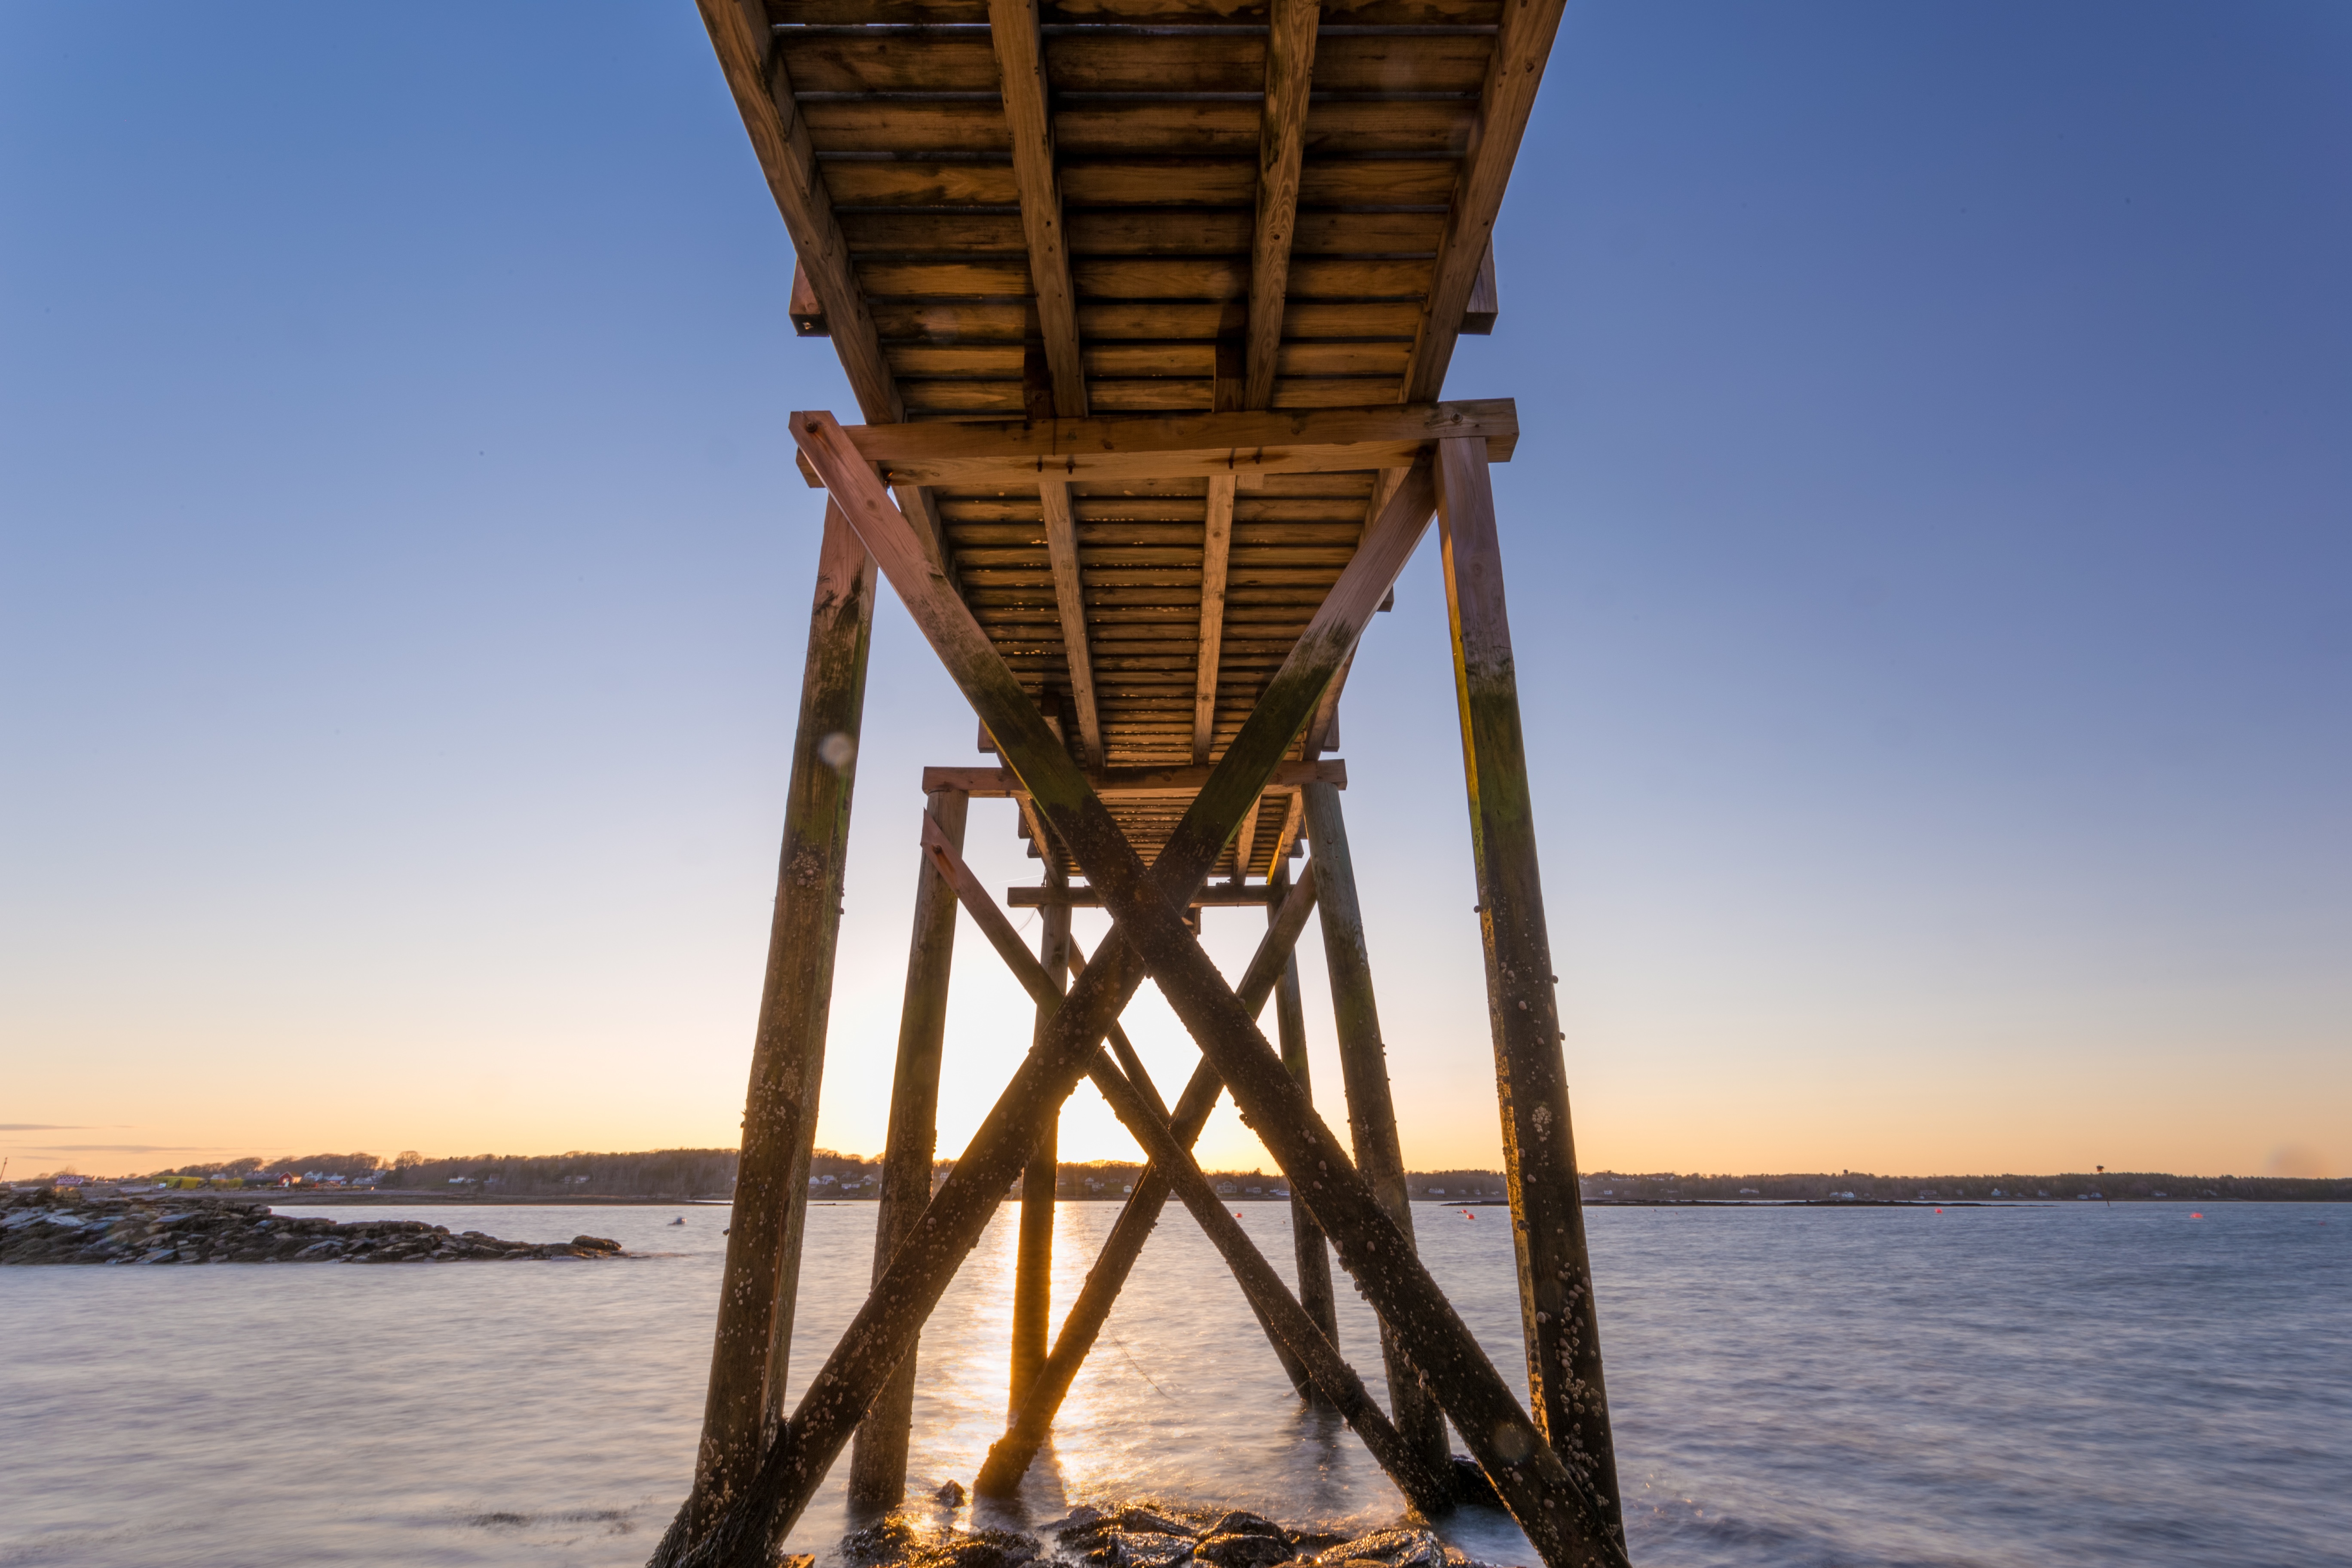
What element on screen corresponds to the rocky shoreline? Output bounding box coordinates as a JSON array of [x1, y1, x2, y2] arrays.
[[824, 1500, 1510, 1568], [0, 1190, 626, 1265]]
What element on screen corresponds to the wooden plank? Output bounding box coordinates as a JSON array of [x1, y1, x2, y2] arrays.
[[1191, 474, 1236, 763], [1226, 783, 1261, 885], [1008, 881, 1279, 908], [990, 0, 1089, 416], [1040, 480, 1104, 766], [1404, 0, 1567, 401], [1246, 0, 1319, 411], [922, 760, 1344, 798], [1436, 436, 1621, 1530], [678, 502, 876, 1548], [789, 261, 826, 337], [1268, 862, 1340, 1386], [795, 399, 1516, 487], [694, 0, 900, 421], [1462, 241, 1499, 334], [844, 787, 968, 1510]]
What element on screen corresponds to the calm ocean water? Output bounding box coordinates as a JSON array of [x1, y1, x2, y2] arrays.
[[1, 1199, 2344, 1568]]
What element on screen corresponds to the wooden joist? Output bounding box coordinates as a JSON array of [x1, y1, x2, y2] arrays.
[[793, 400, 1517, 488], [987, 0, 1087, 418], [1039, 479, 1103, 767], [921, 760, 1343, 799], [1244, 0, 1320, 412], [1192, 474, 1236, 764]]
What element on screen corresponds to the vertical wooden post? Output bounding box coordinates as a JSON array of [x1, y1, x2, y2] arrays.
[[1298, 782, 1451, 1472], [1010, 864, 1071, 1415], [684, 502, 876, 1542], [1269, 865, 1340, 1375], [1435, 435, 1622, 1535], [845, 787, 969, 1511]]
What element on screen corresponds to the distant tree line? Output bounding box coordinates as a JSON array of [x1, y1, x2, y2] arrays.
[[98, 1151, 2344, 1204]]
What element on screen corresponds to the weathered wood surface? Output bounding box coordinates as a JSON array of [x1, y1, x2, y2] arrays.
[[1244, 0, 1320, 412], [1039, 479, 1103, 766], [781, 425, 1626, 1568], [1011, 862, 1072, 1414], [649, 435, 1446, 1568], [792, 401, 1517, 489], [1300, 781, 1449, 1471], [1436, 437, 1620, 1534], [678, 503, 875, 1548], [988, 0, 1087, 418], [922, 760, 1343, 799], [1268, 864, 1341, 1387], [844, 786, 967, 1510]]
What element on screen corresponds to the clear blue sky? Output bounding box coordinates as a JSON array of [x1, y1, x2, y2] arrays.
[[4, 3, 2346, 1180]]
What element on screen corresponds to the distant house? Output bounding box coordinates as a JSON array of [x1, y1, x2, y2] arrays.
[[1215, 1181, 1237, 1196], [51, 1174, 89, 1189], [1243, 1186, 1262, 1195], [1425, 1187, 1445, 1195]]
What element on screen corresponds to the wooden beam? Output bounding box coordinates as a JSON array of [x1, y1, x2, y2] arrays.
[[1436, 435, 1623, 1534], [680, 502, 876, 1547], [1008, 882, 1279, 909], [1040, 480, 1103, 768], [693, 0, 900, 423], [979, 867, 1323, 1497], [788, 260, 826, 338], [1401, 0, 1567, 403], [793, 400, 1517, 489], [1227, 785, 1261, 887], [989, 0, 1087, 417], [1244, 0, 1320, 410], [844, 786, 967, 1511], [1461, 242, 1500, 335], [1267, 863, 1341, 1395], [1011, 862, 1070, 1415], [1265, 787, 1306, 870], [1191, 473, 1235, 764], [923, 760, 1343, 800]]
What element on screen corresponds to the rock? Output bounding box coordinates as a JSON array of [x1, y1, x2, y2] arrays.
[[1110, 1508, 1197, 1539], [934, 1479, 967, 1507], [0, 1189, 630, 1266], [1204, 1513, 1286, 1541], [1111, 1532, 1197, 1568], [907, 1530, 1039, 1568], [1308, 1531, 1461, 1568], [1195, 1532, 1295, 1568], [1447, 1457, 1501, 1510], [572, 1234, 622, 1253], [1046, 1506, 1106, 1538]]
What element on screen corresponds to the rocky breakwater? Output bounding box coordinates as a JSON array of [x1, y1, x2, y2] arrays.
[[0, 1190, 626, 1265], [833, 1502, 1508, 1568]]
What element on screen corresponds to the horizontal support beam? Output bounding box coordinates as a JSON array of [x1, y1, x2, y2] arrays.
[[1009, 883, 1284, 909], [795, 401, 1516, 489], [923, 760, 1344, 801]]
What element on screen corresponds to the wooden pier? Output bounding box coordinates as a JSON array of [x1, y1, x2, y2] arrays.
[[656, 1, 1624, 1564]]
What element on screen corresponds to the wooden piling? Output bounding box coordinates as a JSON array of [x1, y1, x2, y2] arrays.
[[844, 787, 968, 1511], [1434, 435, 1622, 1535], [1299, 781, 1451, 1472], [1011, 864, 1071, 1415], [1270, 865, 1341, 1371], [681, 502, 875, 1544]]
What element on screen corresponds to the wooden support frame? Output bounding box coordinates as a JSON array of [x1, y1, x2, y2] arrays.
[[762, 418, 1626, 1568], [977, 867, 1322, 1495], [1436, 437, 1622, 1532], [1244, 0, 1320, 412], [679, 503, 876, 1548], [1300, 781, 1450, 1471], [918, 834, 1446, 1513], [792, 401, 1517, 489], [652, 444, 1451, 1568], [989, 0, 1087, 418], [1010, 883, 1281, 909], [845, 786, 968, 1510]]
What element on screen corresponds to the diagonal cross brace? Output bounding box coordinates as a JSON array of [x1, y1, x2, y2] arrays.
[[978, 866, 1322, 1495], [657, 435, 1449, 1568], [787, 414, 1626, 1568], [916, 820, 1451, 1512]]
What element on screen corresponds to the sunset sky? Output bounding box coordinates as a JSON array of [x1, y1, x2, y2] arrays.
[[4, 3, 2346, 1184]]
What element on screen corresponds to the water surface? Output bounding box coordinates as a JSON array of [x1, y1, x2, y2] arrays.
[[2, 1199, 2343, 1568]]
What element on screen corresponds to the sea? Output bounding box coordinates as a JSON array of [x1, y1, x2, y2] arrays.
[[2, 1198, 2345, 1568]]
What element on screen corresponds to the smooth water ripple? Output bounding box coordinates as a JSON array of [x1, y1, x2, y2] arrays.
[[1, 1200, 2344, 1568]]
